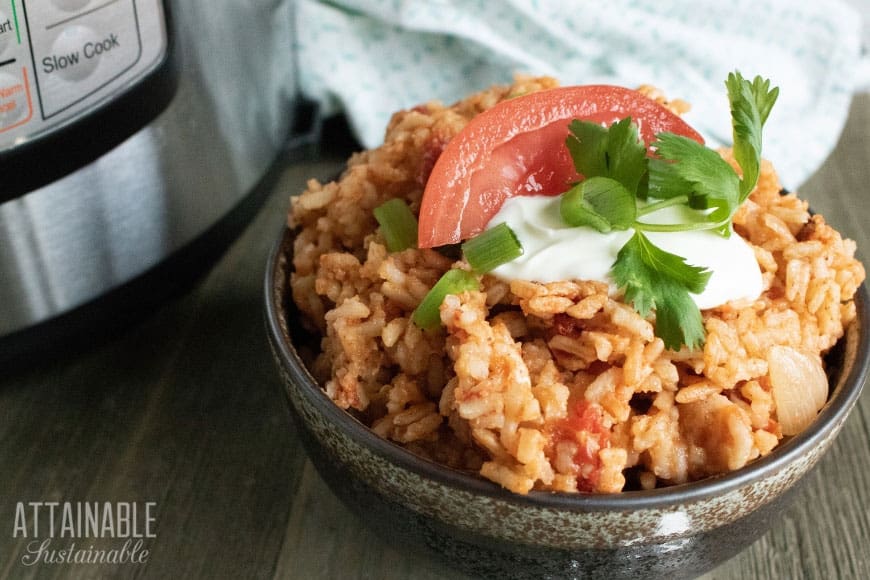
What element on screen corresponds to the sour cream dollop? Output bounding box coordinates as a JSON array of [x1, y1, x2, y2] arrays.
[[487, 195, 762, 310]]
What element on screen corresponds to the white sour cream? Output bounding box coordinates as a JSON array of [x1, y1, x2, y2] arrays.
[[488, 195, 762, 310]]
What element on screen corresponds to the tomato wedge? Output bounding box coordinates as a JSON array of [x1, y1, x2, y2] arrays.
[[417, 85, 704, 248]]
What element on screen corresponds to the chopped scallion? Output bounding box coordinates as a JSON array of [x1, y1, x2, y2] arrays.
[[373, 198, 418, 252], [560, 176, 636, 232], [411, 269, 479, 330], [461, 223, 524, 273]]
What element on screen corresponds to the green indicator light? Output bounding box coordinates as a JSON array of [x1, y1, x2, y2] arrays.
[[11, 0, 20, 44]]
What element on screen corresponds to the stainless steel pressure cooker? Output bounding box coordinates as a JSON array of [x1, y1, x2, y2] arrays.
[[0, 0, 299, 356]]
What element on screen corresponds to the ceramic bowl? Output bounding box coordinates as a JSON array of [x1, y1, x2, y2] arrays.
[[265, 227, 869, 580]]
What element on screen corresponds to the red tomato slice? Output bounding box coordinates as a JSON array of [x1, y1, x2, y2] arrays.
[[417, 85, 704, 248]]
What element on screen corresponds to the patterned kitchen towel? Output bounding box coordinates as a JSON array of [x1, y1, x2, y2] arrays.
[[296, 0, 868, 187]]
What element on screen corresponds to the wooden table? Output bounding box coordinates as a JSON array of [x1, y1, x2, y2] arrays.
[[1, 95, 868, 580]]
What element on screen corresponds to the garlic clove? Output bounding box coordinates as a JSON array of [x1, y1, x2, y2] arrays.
[[767, 345, 829, 436]]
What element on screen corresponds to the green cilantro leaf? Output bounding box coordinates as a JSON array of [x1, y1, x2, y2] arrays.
[[566, 120, 608, 176], [648, 132, 740, 236], [611, 231, 710, 350], [646, 157, 694, 200], [560, 176, 636, 232], [652, 277, 708, 352], [567, 117, 647, 194], [726, 71, 779, 202]]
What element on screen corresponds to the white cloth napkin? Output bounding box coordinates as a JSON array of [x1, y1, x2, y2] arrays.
[[296, 0, 867, 187]]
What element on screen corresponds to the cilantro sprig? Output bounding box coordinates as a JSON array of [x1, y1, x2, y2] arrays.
[[612, 232, 710, 350], [726, 72, 779, 202], [560, 71, 778, 350]]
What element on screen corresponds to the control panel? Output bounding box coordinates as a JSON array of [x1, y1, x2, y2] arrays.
[[0, 0, 166, 149]]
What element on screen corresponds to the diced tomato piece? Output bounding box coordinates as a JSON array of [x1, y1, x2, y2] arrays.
[[552, 400, 611, 492]]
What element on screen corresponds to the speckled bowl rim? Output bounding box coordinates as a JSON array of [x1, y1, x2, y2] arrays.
[[266, 226, 870, 512]]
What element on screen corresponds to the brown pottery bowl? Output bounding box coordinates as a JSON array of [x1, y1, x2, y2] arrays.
[[265, 227, 869, 580]]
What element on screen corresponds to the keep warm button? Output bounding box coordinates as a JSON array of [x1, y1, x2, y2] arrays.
[[44, 25, 121, 81], [0, 70, 33, 131]]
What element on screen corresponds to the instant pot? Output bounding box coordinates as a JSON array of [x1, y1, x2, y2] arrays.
[[0, 0, 300, 358]]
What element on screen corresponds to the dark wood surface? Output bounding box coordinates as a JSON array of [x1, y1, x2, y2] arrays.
[[1, 95, 868, 580]]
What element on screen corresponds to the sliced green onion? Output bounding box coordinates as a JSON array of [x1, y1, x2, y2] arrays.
[[559, 176, 636, 232], [411, 269, 479, 330], [373, 198, 418, 252], [560, 183, 611, 232], [461, 223, 524, 273]]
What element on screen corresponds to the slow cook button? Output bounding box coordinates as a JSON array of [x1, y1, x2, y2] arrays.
[[44, 25, 99, 81], [0, 71, 28, 127]]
